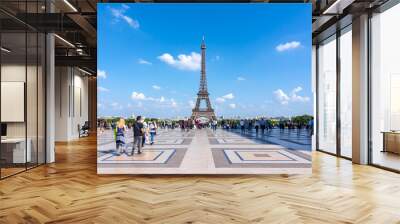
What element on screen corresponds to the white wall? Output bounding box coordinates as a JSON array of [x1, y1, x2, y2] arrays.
[[54, 67, 89, 141], [1, 65, 26, 141], [55, 66, 69, 141], [1, 63, 46, 164], [1, 65, 39, 138]]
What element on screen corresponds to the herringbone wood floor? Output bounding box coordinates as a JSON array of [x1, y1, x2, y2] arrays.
[[1, 135, 400, 224]]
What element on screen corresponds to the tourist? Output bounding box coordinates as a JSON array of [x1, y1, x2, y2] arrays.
[[180, 120, 185, 131], [244, 119, 249, 133], [132, 116, 144, 155], [115, 118, 127, 156], [185, 120, 190, 132], [149, 121, 157, 145], [240, 119, 245, 133], [212, 119, 218, 131], [308, 119, 314, 136], [260, 118, 266, 134], [142, 119, 148, 147], [255, 119, 260, 134]]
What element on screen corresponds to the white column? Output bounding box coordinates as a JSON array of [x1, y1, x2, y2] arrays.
[[54, 67, 73, 141], [312, 45, 317, 151], [352, 14, 369, 164], [46, 33, 55, 163]]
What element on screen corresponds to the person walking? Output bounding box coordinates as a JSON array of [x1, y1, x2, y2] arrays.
[[260, 118, 266, 134], [212, 119, 218, 131], [255, 119, 260, 134], [132, 116, 144, 155], [115, 118, 127, 156], [149, 121, 157, 145], [142, 119, 148, 147], [240, 119, 245, 133], [308, 119, 314, 136]]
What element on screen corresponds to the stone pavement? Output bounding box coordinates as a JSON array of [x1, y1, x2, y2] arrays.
[[97, 128, 311, 174]]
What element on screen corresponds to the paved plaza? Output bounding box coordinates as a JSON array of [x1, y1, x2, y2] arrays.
[[97, 128, 311, 174]]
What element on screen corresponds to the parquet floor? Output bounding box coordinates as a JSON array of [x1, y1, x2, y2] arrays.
[[1, 135, 400, 223]]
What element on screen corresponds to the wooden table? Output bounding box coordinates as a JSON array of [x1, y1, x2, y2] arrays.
[[382, 131, 400, 154], [1, 138, 31, 164]]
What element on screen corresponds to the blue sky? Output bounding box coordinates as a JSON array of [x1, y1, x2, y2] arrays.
[[98, 3, 312, 119]]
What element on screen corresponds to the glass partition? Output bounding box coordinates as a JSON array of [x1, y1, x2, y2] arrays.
[[339, 26, 352, 158], [38, 32, 45, 165], [27, 30, 38, 169], [1, 30, 28, 177], [370, 3, 400, 171], [317, 35, 337, 154], [0, 1, 46, 179]]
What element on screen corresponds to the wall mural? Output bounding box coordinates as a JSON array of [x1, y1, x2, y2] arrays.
[[97, 3, 312, 174]]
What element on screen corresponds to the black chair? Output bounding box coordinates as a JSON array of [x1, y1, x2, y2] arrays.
[[79, 121, 90, 138]]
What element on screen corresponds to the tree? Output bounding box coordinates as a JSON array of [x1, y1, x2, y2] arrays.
[[291, 115, 313, 126]]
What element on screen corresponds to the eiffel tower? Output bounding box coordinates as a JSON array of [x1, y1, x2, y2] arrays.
[[191, 37, 216, 121]]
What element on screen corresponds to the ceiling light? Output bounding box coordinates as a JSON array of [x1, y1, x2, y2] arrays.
[[1, 47, 11, 53], [322, 0, 354, 15], [78, 67, 93, 76], [63, 0, 78, 12], [54, 34, 75, 48]]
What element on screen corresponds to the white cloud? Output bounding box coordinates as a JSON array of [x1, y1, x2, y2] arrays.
[[222, 93, 234, 100], [215, 55, 220, 61], [273, 86, 309, 105], [138, 58, 152, 65], [237, 76, 246, 81], [216, 93, 234, 104], [97, 70, 107, 79], [158, 52, 201, 71], [121, 4, 130, 10], [110, 6, 139, 29], [152, 85, 161, 90], [131, 91, 174, 107], [276, 41, 301, 52], [292, 94, 310, 102], [131, 91, 146, 100], [274, 89, 290, 105], [229, 103, 236, 109], [97, 86, 109, 92], [123, 16, 139, 29], [291, 86, 310, 102], [292, 86, 302, 93], [215, 97, 225, 103]]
